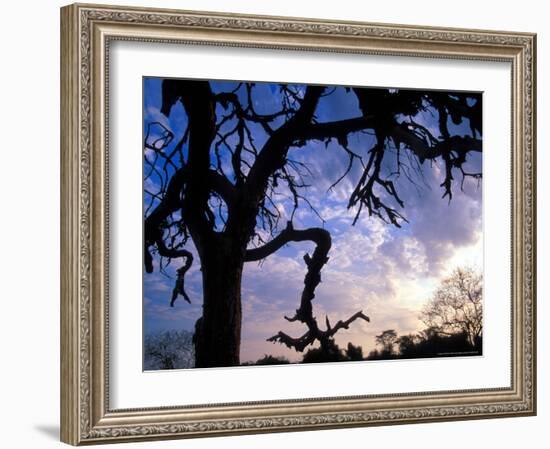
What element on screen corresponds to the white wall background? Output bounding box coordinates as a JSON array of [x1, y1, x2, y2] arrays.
[[0, 0, 545, 447]]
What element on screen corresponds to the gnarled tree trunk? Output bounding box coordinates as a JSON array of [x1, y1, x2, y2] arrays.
[[193, 242, 244, 368]]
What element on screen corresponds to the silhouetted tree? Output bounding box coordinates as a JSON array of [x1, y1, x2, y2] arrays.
[[366, 349, 384, 360], [346, 342, 365, 361], [420, 267, 483, 346], [145, 80, 482, 367], [302, 339, 347, 363], [397, 334, 421, 357], [375, 329, 398, 356], [301, 340, 367, 363], [253, 354, 290, 365]]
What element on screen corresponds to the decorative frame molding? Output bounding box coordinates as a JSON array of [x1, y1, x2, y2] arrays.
[[60, 3, 536, 445]]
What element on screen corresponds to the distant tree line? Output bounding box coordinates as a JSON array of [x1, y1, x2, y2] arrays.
[[365, 267, 483, 361], [365, 327, 481, 361], [146, 267, 482, 368], [244, 327, 481, 366], [245, 267, 483, 365]]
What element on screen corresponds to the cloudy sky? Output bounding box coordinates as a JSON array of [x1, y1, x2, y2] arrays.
[[143, 78, 482, 363]]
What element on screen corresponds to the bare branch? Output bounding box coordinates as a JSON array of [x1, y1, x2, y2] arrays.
[[169, 251, 194, 307], [255, 222, 369, 353]]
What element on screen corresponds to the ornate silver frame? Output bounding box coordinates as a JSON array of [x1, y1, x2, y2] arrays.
[[60, 3, 536, 445]]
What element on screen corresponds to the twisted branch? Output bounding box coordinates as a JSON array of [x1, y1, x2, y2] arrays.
[[252, 222, 370, 352], [170, 251, 194, 307]]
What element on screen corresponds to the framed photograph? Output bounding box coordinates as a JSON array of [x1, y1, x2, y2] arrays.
[[60, 3, 536, 445]]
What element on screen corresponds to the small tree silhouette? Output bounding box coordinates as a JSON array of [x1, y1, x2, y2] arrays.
[[421, 267, 483, 347], [375, 329, 398, 356], [346, 342, 365, 361], [301, 339, 348, 363]]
